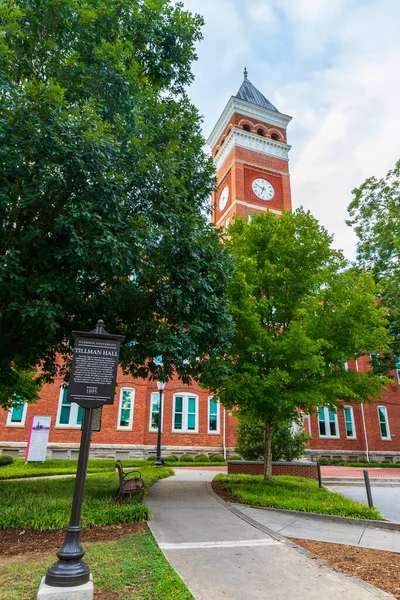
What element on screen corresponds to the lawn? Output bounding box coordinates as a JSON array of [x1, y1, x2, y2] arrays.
[[0, 529, 193, 600], [0, 466, 173, 530], [214, 474, 383, 520], [0, 458, 226, 479]]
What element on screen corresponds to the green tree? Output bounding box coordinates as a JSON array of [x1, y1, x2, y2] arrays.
[[347, 159, 400, 371], [201, 210, 391, 481], [0, 0, 233, 408], [234, 409, 310, 462]]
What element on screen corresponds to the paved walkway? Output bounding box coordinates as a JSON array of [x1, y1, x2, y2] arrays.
[[147, 469, 392, 599], [321, 466, 400, 478], [331, 485, 400, 523]]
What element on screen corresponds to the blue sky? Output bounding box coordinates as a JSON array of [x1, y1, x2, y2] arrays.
[[181, 0, 400, 259]]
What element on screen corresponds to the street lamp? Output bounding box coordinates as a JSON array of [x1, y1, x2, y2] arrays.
[[155, 380, 165, 467]]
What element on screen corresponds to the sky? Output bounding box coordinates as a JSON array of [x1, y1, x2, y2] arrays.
[[181, 0, 400, 260]]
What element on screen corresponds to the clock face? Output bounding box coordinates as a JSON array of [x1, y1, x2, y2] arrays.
[[252, 178, 274, 201], [218, 185, 229, 211]]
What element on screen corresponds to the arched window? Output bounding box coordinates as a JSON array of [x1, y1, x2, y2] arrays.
[[271, 133, 279, 141], [257, 128, 265, 137], [243, 124, 251, 132]]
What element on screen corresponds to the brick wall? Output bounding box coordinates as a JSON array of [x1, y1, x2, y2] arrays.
[[227, 461, 318, 480]]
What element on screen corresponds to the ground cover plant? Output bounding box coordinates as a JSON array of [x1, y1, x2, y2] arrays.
[[0, 467, 172, 530], [0, 529, 193, 600], [319, 458, 400, 467], [0, 458, 227, 479], [214, 474, 383, 520]]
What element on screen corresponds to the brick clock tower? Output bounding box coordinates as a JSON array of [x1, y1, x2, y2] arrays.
[[207, 69, 292, 228]]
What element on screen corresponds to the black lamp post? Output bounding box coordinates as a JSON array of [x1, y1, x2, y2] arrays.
[[154, 380, 165, 467]]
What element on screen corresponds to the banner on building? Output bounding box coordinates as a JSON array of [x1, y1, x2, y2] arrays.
[[25, 416, 51, 462]]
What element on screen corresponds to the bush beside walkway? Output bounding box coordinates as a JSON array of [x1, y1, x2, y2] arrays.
[[214, 474, 383, 520]]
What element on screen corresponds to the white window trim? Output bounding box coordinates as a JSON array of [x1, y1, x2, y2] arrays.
[[172, 393, 199, 433], [208, 396, 220, 434], [149, 392, 164, 432], [304, 414, 312, 438], [6, 402, 28, 427], [117, 387, 135, 431], [55, 385, 83, 429], [377, 406, 391, 441], [343, 405, 356, 439], [318, 407, 340, 439]]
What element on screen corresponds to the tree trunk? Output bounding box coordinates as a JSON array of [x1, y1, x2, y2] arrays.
[[263, 420, 273, 482]]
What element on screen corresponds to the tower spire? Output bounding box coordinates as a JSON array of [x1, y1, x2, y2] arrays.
[[243, 66, 248, 80]]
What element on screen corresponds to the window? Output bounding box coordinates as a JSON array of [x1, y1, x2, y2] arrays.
[[318, 407, 339, 438], [248, 214, 252, 223], [117, 388, 135, 429], [173, 394, 198, 433], [208, 397, 220, 433], [271, 133, 279, 140], [56, 385, 84, 428], [6, 396, 28, 427], [243, 124, 251, 132], [378, 406, 390, 440], [257, 128, 265, 137], [343, 406, 356, 439], [149, 392, 163, 432], [396, 358, 400, 384], [225, 217, 230, 229]]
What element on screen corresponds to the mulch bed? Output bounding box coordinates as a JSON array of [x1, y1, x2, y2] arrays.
[[211, 481, 240, 504], [290, 538, 400, 598], [0, 522, 148, 559]]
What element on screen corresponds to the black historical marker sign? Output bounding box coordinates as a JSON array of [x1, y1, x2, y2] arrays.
[[68, 324, 124, 409]]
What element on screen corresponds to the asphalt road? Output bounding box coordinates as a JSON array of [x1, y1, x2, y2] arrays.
[[331, 485, 400, 522]]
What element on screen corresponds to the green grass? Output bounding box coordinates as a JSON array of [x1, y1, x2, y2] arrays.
[[0, 529, 193, 600], [215, 474, 384, 520], [318, 458, 400, 468], [0, 466, 173, 530], [0, 458, 226, 479]]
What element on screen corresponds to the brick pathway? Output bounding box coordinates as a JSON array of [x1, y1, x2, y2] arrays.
[[321, 466, 400, 478]]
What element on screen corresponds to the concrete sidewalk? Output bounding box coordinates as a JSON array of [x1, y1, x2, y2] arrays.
[[147, 470, 392, 599], [233, 503, 400, 553]]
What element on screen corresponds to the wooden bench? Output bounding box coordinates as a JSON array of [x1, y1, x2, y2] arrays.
[[115, 460, 144, 503]]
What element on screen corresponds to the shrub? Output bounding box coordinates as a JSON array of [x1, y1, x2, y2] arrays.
[[165, 455, 179, 462], [179, 455, 194, 462], [210, 454, 224, 462], [146, 455, 156, 461], [229, 455, 242, 461], [194, 454, 209, 462], [0, 455, 14, 467]]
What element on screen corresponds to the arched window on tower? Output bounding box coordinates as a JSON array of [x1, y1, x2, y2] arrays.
[[271, 133, 279, 141], [257, 128, 265, 137], [242, 124, 251, 132]]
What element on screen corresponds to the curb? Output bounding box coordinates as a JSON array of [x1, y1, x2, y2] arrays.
[[228, 502, 400, 532]]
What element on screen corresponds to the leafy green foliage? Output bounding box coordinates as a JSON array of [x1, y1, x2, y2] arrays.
[[194, 454, 209, 462], [0, 467, 173, 530], [318, 458, 400, 467], [235, 411, 310, 461], [179, 454, 194, 462], [210, 453, 224, 462], [0, 0, 233, 407], [202, 210, 391, 479], [0, 454, 13, 467], [215, 474, 383, 520], [347, 159, 400, 371], [164, 454, 179, 462], [0, 530, 193, 600], [229, 455, 242, 461]]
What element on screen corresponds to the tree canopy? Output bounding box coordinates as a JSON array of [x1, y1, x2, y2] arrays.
[[347, 159, 400, 369], [201, 210, 391, 480], [0, 0, 233, 408]]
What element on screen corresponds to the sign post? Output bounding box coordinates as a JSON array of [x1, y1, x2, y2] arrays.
[[44, 320, 124, 589]]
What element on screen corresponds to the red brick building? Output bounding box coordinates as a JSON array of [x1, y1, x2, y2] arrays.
[[1, 73, 399, 461]]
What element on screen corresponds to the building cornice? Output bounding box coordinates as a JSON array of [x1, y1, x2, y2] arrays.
[[207, 96, 292, 150], [213, 128, 291, 172]]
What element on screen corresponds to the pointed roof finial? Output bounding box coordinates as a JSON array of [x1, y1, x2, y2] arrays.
[[244, 66, 248, 80]]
